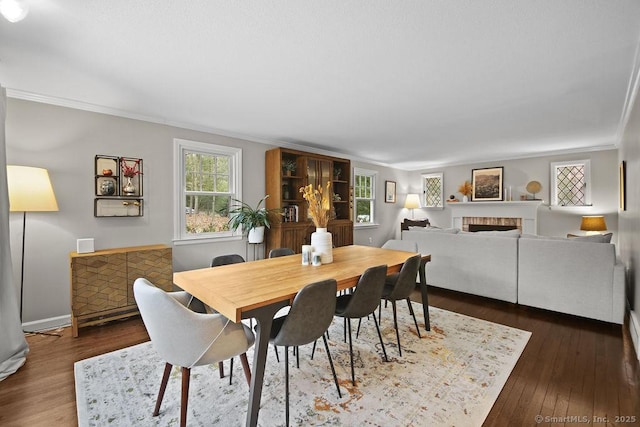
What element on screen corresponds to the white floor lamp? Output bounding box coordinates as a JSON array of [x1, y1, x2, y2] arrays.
[[7, 165, 59, 326]]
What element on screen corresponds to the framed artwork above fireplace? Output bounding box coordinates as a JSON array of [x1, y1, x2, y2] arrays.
[[472, 167, 503, 201]]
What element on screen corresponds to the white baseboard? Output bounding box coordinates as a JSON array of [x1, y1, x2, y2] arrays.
[[22, 314, 71, 332], [630, 310, 640, 361]]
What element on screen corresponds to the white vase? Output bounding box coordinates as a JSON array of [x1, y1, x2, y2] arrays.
[[248, 226, 265, 243], [462, 195, 469, 203], [310, 227, 333, 264]]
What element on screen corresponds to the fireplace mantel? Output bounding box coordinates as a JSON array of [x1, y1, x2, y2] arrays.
[[449, 200, 544, 234]]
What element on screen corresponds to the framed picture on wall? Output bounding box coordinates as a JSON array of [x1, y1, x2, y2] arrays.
[[385, 180, 396, 203], [471, 167, 503, 201], [620, 160, 626, 211]]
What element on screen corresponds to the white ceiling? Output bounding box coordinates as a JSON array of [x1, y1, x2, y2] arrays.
[[1, 1, 640, 170]]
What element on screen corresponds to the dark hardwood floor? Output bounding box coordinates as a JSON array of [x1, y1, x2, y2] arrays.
[[1, 286, 638, 426]]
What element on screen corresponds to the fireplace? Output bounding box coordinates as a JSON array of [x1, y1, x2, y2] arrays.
[[448, 201, 543, 235], [463, 216, 522, 232], [468, 224, 519, 232]]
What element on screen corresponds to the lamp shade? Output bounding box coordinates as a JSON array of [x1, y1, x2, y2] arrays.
[[580, 215, 606, 232], [7, 165, 59, 212], [404, 194, 421, 209]]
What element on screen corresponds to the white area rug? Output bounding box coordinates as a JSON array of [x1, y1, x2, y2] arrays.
[[75, 305, 530, 426]]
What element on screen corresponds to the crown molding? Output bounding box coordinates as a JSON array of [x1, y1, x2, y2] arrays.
[[6, 88, 618, 172]]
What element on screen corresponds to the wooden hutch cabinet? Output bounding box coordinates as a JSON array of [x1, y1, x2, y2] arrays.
[[265, 147, 353, 254]]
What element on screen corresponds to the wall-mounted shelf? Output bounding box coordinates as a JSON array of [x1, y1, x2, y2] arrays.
[[94, 155, 144, 217]]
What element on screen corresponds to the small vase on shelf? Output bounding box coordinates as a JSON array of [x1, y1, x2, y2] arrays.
[[310, 227, 333, 264], [123, 177, 136, 195], [462, 195, 469, 203]]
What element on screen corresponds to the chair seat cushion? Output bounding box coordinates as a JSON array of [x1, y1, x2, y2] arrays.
[[267, 316, 287, 341], [334, 294, 353, 316], [385, 273, 399, 286]]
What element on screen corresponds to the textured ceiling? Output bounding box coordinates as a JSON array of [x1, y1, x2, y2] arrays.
[[1, 1, 640, 169]]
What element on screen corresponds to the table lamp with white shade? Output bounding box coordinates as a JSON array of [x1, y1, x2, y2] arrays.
[[404, 193, 421, 219], [7, 165, 59, 323]]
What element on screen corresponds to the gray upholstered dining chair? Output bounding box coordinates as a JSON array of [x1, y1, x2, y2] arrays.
[[211, 253, 245, 267], [133, 278, 255, 427], [268, 247, 295, 258], [379, 254, 422, 356], [209, 253, 247, 382], [267, 279, 342, 427], [334, 264, 388, 385]]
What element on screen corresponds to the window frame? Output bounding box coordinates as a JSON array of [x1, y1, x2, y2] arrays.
[[173, 138, 242, 244], [550, 159, 591, 207], [353, 167, 378, 227], [421, 172, 444, 209]]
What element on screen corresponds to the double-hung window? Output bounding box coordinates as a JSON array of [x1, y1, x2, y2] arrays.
[[550, 159, 591, 206], [353, 168, 377, 225], [174, 139, 242, 242]]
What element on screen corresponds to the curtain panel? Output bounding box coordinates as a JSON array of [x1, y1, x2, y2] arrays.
[[0, 85, 29, 381]]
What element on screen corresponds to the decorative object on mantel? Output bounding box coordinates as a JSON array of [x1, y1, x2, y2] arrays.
[[300, 182, 333, 263], [472, 167, 504, 201], [228, 195, 277, 244], [447, 194, 459, 202], [404, 193, 421, 218], [458, 180, 472, 202], [580, 215, 607, 235], [526, 180, 542, 200]]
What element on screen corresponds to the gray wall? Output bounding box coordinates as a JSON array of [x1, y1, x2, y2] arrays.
[[5, 99, 400, 326], [410, 150, 619, 240], [619, 87, 640, 330], [5, 98, 625, 329]]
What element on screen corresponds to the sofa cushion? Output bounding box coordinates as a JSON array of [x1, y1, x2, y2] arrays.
[[567, 233, 613, 243]]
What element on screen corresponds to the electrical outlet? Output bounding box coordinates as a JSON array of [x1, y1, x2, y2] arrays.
[[368, 237, 373, 245]]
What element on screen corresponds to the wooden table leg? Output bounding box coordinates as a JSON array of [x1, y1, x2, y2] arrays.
[[419, 258, 431, 331], [244, 301, 288, 427]]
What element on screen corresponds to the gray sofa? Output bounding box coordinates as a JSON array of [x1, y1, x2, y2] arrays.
[[401, 228, 625, 324]]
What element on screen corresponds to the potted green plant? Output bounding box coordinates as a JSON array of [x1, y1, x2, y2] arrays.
[[282, 159, 296, 176], [333, 166, 342, 180], [228, 195, 278, 243]]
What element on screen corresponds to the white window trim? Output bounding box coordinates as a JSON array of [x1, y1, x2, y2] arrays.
[[421, 172, 444, 210], [550, 159, 591, 207], [353, 167, 378, 227], [173, 138, 242, 244]]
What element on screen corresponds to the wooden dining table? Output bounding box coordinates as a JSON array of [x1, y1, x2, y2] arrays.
[[173, 244, 430, 427]]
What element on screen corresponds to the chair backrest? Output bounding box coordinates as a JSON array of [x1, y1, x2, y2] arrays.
[[273, 279, 337, 347], [339, 264, 387, 318], [268, 247, 295, 258], [387, 254, 422, 300], [211, 254, 245, 267], [382, 239, 418, 252], [134, 278, 251, 367]]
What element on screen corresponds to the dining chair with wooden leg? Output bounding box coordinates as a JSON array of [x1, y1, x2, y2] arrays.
[[133, 278, 255, 427]]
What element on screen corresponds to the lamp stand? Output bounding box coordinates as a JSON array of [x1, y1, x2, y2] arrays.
[[18, 211, 60, 337]]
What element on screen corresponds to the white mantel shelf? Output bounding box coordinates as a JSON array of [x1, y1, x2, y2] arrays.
[[449, 200, 544, 234]]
